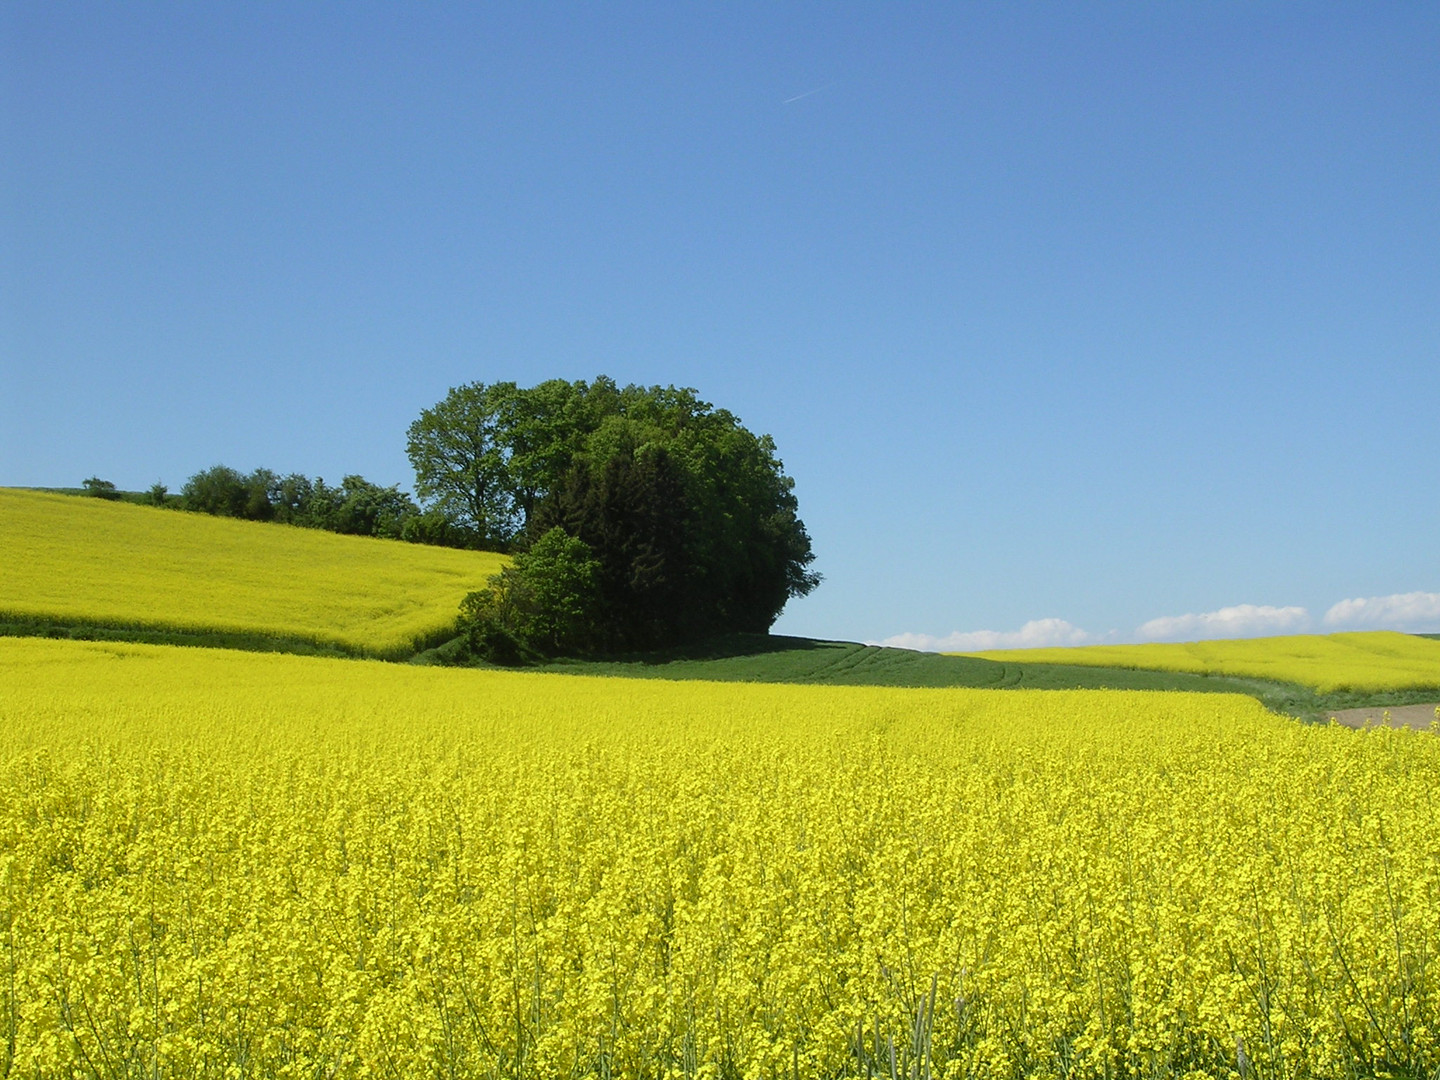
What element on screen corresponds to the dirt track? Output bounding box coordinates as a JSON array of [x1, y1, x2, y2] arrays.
[[1325, 703, 1440, 729]]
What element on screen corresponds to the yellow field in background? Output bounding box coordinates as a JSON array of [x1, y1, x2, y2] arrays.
[[0, 488, 505, 655], [962, 630, 1440, 692], [4, 636, 1438, 1078]]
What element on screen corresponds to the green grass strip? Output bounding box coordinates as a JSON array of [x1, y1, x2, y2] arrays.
[[415, 633, 1435, 722]]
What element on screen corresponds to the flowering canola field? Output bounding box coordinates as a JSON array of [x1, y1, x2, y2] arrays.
[[962, 631, 1440, 693], [0, 488, 505, 656], [4, 638, 1439, 1079]]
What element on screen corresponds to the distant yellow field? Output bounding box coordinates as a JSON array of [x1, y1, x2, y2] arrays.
[[0, 488, 505, 655], [4, 637, 1439, 1078], [962, 630, 1440, 692]]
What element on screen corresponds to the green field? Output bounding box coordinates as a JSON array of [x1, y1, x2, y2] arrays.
[[477, 633, 1271, 689], [421, 634, 1428, 721]]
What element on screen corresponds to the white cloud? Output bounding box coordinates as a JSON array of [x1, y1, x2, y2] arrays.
[[877, 618, 1092, 653], [877, 591, 1440, 656], [1323, 591, 1440, 631], [1136, 604, 1310, 643]]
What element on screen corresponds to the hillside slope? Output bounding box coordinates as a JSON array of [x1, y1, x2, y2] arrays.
[[962, 631, 1440, 693], [513, 634, 1269, 690], [428, 634, 1421, 721], [0, 488, 505, 657]]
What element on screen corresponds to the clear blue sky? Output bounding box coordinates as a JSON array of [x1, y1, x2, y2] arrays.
[[4, 3, 1437, 647]]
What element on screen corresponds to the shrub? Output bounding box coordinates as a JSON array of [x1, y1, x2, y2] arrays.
[[181, 465, 253, 517], [459, 527, 602, 659]]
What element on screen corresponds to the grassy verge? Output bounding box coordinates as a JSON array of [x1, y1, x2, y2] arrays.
[[0, 615, 467, 661], [0, 618, 361, 658]]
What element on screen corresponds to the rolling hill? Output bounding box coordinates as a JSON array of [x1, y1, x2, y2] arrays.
[[0, 488, 506, 657], [961, 631, 1440, 693]]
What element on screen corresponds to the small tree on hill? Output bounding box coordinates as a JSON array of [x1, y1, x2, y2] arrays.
[[181, 465, 254, 517]]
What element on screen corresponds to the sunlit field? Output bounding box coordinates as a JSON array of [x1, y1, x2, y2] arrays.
[[4, 637, 1438, 1079], [963, 631, 1440, 693], [0, 487, 505, 656]]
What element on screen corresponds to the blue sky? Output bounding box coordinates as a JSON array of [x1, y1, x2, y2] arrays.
[[4, 3, 1437, 647]]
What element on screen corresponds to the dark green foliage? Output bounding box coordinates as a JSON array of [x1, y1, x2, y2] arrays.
[[503, 528, 603, 653], [458, 610, 527, 666], [69, 463, 475, 548], [43, 486, 169, 506], [461, 528, 602, 659], [245, 469, 280, 520], [177, 465, 434, 544], [306, 475, 419, 539], [496, 377, 596, 525], [268, 473, 316, 524], [400, 507, 480, 549], [533, 446, 695, 650], [425, 377, 820, 656], [181, 465, 260, 518]]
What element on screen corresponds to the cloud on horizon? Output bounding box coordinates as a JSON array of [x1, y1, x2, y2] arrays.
[[878, 618, 1092, 653], [883, 589, 1440, 654], [1323, 591, 1440, 631], [1135, 604, 1311, 642]]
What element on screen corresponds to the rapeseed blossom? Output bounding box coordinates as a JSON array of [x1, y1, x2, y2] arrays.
[[966, 631, 1440, 692], [0, 488, 504, 655], [2, 638, 1438, 1078]]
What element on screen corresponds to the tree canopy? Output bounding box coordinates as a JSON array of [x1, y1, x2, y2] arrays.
[[411, 377, 821, 657], [177, 465, 464, 545]]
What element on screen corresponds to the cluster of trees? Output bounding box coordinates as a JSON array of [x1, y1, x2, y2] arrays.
[[408, 377, 820, 658], [81, 477, 122, 500], [177, 465, 472, 546], [81, 476, 170, 506], [82, 376, 820, 658]]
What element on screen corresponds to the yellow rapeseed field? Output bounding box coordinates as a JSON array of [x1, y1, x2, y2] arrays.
[[0, 487, 506, 656], [3, 637, 1438, 1079], [962, 631, 1440, 693]]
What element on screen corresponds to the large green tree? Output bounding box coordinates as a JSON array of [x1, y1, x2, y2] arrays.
[[405, 382, 521, 545], [496, 377, 595, 524], [426, 377, 820, 656]]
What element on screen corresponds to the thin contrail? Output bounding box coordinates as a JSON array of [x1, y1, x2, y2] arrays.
[[782, 82, 834, 105]]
